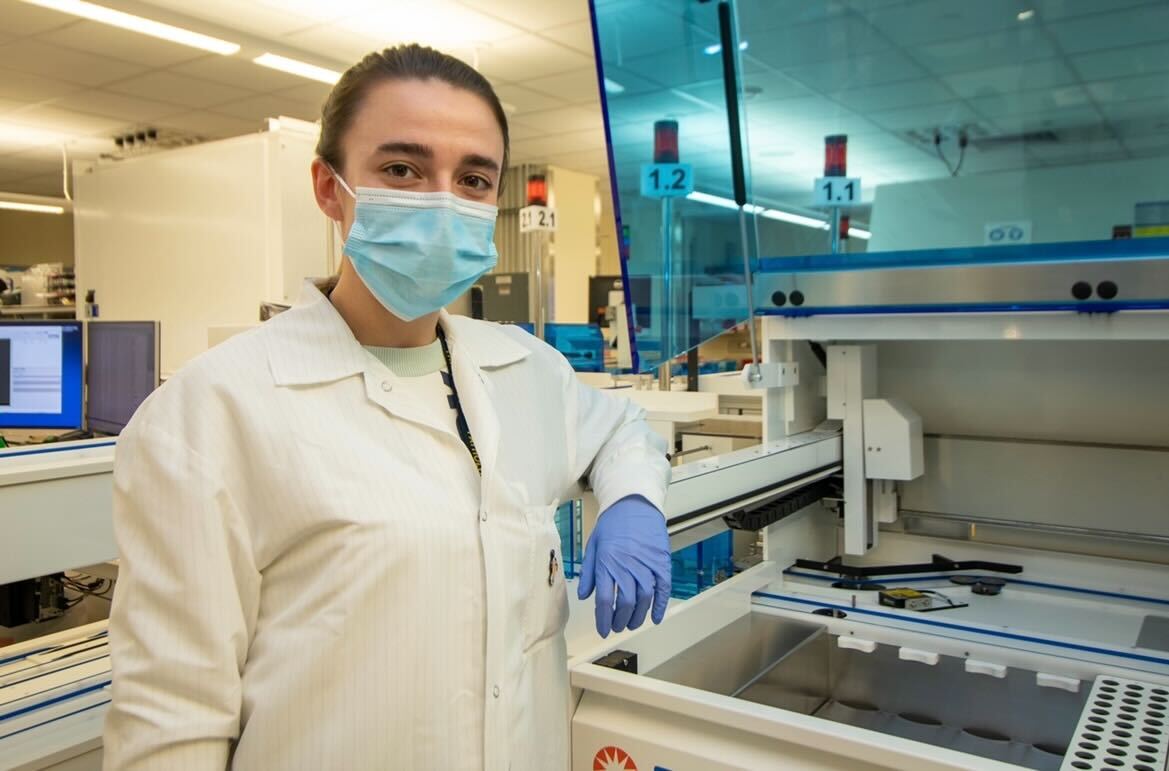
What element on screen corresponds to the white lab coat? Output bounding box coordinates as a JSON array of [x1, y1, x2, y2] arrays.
[[103, 281, 670, 771]]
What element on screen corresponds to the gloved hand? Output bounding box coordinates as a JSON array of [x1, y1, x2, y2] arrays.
[[577, 495, 671, 638]]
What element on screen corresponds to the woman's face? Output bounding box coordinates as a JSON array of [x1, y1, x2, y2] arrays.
[[313, 77, 506, 236]]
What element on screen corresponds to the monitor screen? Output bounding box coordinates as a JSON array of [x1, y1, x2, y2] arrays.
[[0, 321, 84, 430], [86, 321, 159, 435]]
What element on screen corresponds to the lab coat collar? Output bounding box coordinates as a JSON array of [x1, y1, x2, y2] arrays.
[[266, 280, 528, 387]]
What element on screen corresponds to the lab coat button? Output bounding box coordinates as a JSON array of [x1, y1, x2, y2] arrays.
[[381, 380, 392, 392], [493, 685, 500, 698]]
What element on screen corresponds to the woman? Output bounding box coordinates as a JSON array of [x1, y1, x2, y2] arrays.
[[104, 44, 671, 771]]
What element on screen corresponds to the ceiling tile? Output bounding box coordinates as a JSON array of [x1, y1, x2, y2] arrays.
[[594, 65, 667, 98], [0, 68, 81, 102], [130, 0, 325, 37], [1085, 74, 1169, 106], [1032, 0, 1161, 20], [741, 16, 890, 71], [0, 3, 77, 36], [3, 105, 128, 137], [984, 104, 1103, 135], [493, 83, 570, 115], [515, 104, 604, 134], [593, 3, 717, 62], [736, 0, 852, 27], [505, 121, 545, 141], [511, 127, 606, 158], [603, 90, 714, 128], [106, 72, 254, 109], [477, 34, 594, 81], [676, 75, 813, 106], [36, 20, 207, 68], [521, 68, 601, 103], [619, 45, 770, 90], [941, 58, 1077, 100], [334, 2, 522, 46], [831, 79, 953, 113], [0, 151, 61, 179], [1046, 4, 1169, 54], [1072, 42, 1169, 82], [170, 56, 316, 93], [278, 25, 386, 62], [47, 89, 183, 123], [0, 39, 145, 87], [273, 82, 333, 108], [968, 84, 1093, 120], [867, 101, 984, 133], [867, 0, 1023, 46], [157, 111, 261, 139], [1100, 99, 1169, 121], [913, 28, 1058, 75], [537, 21, 594, 54], [212, 94, 321, 123], [459, 0, 590, 32], [0, 97, 24, 115], [783, 48, 926, 91], [544, 148, 609, 172]]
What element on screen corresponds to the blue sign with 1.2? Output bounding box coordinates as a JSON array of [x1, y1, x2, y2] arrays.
[[640, 163, 694, 198]]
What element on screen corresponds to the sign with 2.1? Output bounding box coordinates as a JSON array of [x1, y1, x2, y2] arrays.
[[519, 205, 556, 233], [812, 176, 861, 207], [640, 163, 694, 198]]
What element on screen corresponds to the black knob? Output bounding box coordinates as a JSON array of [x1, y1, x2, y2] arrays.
[[1097, 281, 1118, 300], [1071, 281, 1093, 301], [771, 291, 787, 307], [790, 290, 805, 306]]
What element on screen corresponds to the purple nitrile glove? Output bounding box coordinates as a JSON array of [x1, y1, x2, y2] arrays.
[[577, 495, 671, 638]]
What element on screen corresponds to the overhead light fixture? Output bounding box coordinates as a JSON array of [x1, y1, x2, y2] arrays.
[[0, 200, 66, 214], [603, 78, 625, 95], [688, 190, 873, 237], [253, 53, 341, 84], [18, 0, 240, 54], [703, 40, 748, 56], [0, 123, 70, 146], [760, 208, 830, 229], [1017, 9, 1035, 20]]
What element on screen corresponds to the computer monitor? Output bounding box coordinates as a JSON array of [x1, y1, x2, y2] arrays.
[[589, 275, 623, 327], [0, 321, 84, 430], [85, 321, 160, 436]]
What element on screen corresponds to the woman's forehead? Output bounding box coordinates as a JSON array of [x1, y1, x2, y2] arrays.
[[346, 78, 505, 162]]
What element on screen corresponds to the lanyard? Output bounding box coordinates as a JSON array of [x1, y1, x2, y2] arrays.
[[436, 327, 482, 475]]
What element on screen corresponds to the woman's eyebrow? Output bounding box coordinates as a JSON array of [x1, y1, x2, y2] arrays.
[[374, 141, 433, 157]]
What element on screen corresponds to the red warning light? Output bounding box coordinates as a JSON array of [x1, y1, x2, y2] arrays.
[[526, 174, 547, 207], [653, 120, 679, 164], [824, 134, 847, 177]]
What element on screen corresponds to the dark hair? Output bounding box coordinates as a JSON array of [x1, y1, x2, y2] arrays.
[[316, 44, 509, 185]]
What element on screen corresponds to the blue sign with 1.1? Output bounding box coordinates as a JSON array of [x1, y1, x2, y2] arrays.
[[640, 163, 694, 198]]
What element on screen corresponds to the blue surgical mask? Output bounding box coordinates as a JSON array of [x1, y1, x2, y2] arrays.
[[332, 171, 499, 322]]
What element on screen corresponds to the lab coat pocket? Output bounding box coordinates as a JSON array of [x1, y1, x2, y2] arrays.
[[522, 503, 570, 652]]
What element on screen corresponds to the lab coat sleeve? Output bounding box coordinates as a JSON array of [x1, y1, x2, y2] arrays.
[[103, 419, 260, 771], [564, 363, 671, 515]]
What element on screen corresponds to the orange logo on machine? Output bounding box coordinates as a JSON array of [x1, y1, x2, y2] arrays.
[[593, 745, 638, 771]]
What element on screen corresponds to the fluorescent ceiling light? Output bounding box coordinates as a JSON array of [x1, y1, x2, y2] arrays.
[[603, 78, 625, 95], [703, 41, 748, 55], [0, 200, 66, 214], [686, 191, 874, 237], [1017, 9, 1035, 20], [686, 191, 741, 210], [19, 0, 239, 54], [253, 53, 340, 84], [0, 123, 69, 146]]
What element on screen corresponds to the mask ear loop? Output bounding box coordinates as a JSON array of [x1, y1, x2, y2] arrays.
[[323, 161, 357, 199]]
